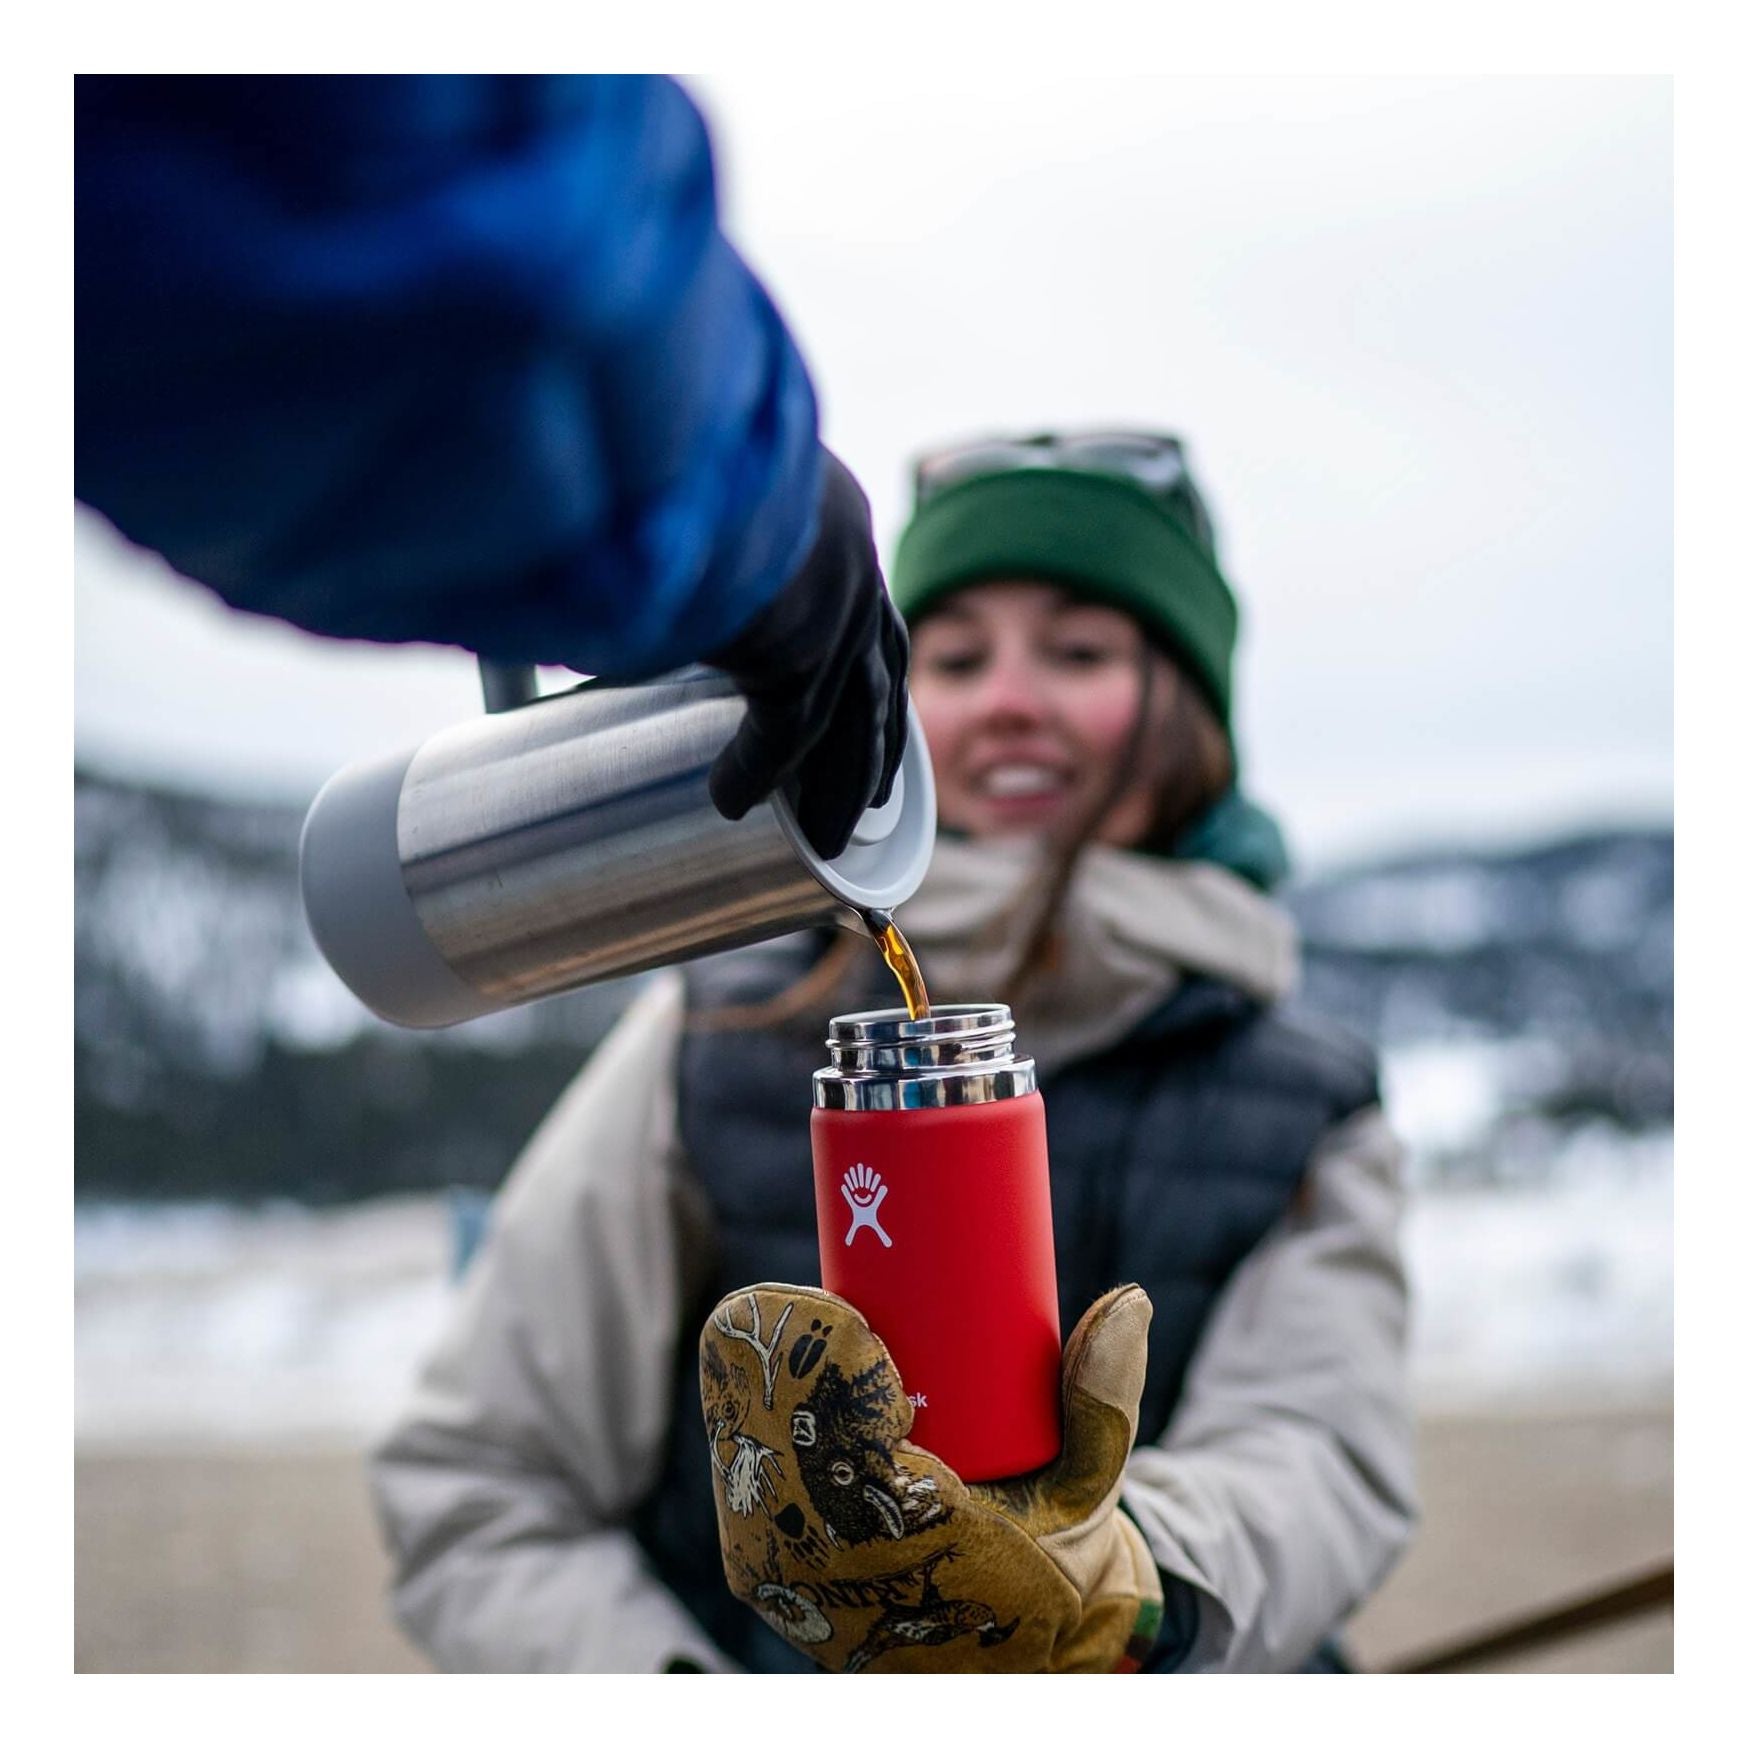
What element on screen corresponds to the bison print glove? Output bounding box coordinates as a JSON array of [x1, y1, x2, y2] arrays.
[[698, 1282, 1164, 1673]]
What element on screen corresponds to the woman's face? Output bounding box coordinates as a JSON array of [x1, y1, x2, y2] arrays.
[[908, 580, 1175, 848]]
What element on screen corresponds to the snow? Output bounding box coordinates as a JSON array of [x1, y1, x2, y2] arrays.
[[1381, 1037, 1561, 1163], [71, 779, 1674, 1446], [1290, 837, 1671, 959], [263, 958, 375, 1053], [1300, 866, 1510, 952], [1387, 1048, 1494, 1159], [75, 1010, 1671, 1450], [75, 1197, 452, 1448], [1403, 1128, 1672, 1410], [74, 1118, 1674, 1447]]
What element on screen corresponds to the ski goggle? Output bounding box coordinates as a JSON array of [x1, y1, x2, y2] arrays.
[[910, 430, 1214, 549]]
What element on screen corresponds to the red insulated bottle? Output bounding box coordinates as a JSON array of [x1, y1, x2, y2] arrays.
[[811, 1004, 1062, 1481]]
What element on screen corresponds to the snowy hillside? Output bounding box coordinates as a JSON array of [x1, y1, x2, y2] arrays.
[[73, 1134, 1672, 1446], [76, 768, 639, 1200], [73, 768, 1673, 1438], [75, 766, 1672, 1201]]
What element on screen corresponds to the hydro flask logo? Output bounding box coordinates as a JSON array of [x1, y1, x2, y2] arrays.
[[841, 1163, 892, 1248]]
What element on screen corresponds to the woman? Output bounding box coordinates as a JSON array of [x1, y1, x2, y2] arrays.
[[370, 431, 1417, 1673]]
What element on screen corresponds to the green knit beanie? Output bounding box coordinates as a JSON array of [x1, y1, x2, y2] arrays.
[[889, 467, 1239, 726]]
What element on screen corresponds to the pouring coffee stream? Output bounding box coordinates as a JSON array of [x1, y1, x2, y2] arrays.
[[863, 908, 932, 1021]]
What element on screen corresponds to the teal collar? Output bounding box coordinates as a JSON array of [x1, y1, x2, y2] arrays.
[[1170, 789, 1291, 892]]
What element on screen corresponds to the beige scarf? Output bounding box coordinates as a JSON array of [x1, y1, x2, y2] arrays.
[[895, 836, 1300, 1076]]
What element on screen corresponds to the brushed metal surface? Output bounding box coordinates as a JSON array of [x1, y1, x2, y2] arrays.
[[398, 671, 857, 1005], [813, 1005, 1038, 1109]]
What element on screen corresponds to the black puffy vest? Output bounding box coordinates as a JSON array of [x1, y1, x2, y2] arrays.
[[631, 935, 1379, 1671]]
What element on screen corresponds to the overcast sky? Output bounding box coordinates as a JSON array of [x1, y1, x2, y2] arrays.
[[72, 73, 1672, 870]]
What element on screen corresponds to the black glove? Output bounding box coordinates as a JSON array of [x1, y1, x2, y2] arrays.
[[706, 451, 909, 861]]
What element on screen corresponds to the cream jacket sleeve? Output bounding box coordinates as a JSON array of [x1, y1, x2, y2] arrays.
[[1119, 1105, 1419, 1671], [369, 972, 733, 1672]]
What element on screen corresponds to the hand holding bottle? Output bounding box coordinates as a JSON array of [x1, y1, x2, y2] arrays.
[[697, 1282, 1163, 1673]]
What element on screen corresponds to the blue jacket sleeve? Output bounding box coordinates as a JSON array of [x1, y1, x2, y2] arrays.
[[75, 75, 823, 678]]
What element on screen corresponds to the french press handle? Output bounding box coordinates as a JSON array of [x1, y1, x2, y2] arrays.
[[478, 660, 540, 714]]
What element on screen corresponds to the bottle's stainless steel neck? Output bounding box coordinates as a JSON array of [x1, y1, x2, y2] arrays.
[[812, 1005, 1037, 1110]]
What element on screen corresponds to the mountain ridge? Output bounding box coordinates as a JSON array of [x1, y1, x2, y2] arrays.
[[74, 766, 1673, 1201]]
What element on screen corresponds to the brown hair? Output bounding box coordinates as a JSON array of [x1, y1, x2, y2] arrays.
[[997, 644, 1233, 1010]]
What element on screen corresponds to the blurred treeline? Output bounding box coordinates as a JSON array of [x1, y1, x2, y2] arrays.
[[74, 768, 1672, 1204]]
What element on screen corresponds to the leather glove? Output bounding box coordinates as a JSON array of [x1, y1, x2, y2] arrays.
[[706, 450, 909, 861], [698, 1283, 1164, 1673]]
